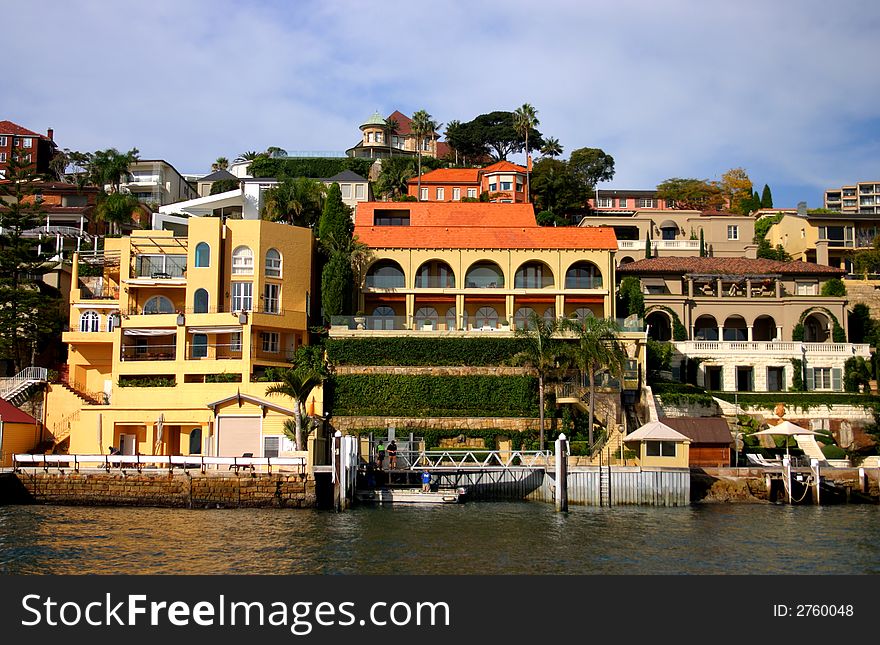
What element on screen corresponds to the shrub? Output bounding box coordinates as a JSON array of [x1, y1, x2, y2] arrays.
[[118, 375, 175, 387], [248, 156, 374, 180], [326, 337, 530, 367], [820, 278, 846, 297]]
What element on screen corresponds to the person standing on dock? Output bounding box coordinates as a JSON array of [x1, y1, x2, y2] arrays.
[[376, 441, 386, 470], [387, 440, 398, 470], [421, 470, 432, 492]]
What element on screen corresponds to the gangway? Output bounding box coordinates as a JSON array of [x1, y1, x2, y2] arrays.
[[410, 449, 552, 471]]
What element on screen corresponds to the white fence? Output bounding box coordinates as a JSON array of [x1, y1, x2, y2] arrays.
[[14, 453, 305, 474]]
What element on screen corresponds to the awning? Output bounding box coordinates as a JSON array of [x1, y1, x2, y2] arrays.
[[659, 219, 678, 229], [187, 326, 243, 334], [641, 277, 666, 287], [123, 328, 176, 337]]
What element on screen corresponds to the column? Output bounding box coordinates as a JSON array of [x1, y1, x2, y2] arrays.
[[716, 277, 723, 299], [746, 278, 752, 298], [747, 326, 753, 342], [687, 278, 693, 298], [505, 294, 514, 325], [405, 293, 415, 330], [556, 294, 565, 320], [718, 325, 724, 342], [776, 325, 783, 341], [775, 279, 781, 298], [456, 293, 466, 330]]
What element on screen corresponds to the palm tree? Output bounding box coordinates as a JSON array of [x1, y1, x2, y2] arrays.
[[235, 150, 260, 163], [266, 146, 287, 158], [559, 316, 626, 448], [261, 178, 326, 227], [385, 117, 399, 158], [513, 312, 563, 451], [266, 367, 323, 451], [374, 158, 415, 200], [541, 137, 563, 158], [409, 109, 434, 201], [90, 147, 140, 193], [444, 120, 462, 165], [95, 192, 141, 235], [212, 157, 229, 171], [513, 104, 539, 203]]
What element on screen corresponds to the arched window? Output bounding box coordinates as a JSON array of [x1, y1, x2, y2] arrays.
[[474, 306, 499, 329], [79, 310, 99, 332], [415, 260, 455, 288], [189, 428, 202, 455], [515, 262, 554, 289], [193, 289, 209, 314], [192, 333, 208, 358], [372, 306, 396, 330], [571, 308, 595, 321], [265, 248, 282, 277], [543, 306, 556, 321], [414, 307, 439, 329], [365, 261, 405, 289], [194, 242, 210, 268], [646, 311, 672, 341], [465, 262, 504, 289], [514, 307, 537, 330], [445, 307, 457, 331], [143, 295, 175, 315], [232, 245, 253, 275], [107, 312, 120, 333], [565, 262, 603, 289]]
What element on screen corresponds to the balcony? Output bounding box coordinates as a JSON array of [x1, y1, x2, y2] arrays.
[[187, 343, 243, 361], [673, 340, 871, 356], [618, 239, 700, 251], [121, 344, 176, 361], [133, 254, 186, 279]]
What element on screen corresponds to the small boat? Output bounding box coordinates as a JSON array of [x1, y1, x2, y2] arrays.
[[356, 487, 466, 505]]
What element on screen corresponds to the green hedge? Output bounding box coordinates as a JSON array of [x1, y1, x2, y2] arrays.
[[326, 337, 530, 366], [652, 381, 716, 407], [332, 374, 538, 417], [713, 391, 880, 412], [249, 157, 374, 180]]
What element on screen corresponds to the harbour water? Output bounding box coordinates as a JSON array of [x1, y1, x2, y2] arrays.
[[2, 502, 878, 575]]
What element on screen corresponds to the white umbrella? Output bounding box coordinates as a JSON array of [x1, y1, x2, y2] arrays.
[[753, 420, 820, 457]]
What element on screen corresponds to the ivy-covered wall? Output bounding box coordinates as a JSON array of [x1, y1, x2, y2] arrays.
[[331, 374, 539, 417], [326, 337, 529, 367]]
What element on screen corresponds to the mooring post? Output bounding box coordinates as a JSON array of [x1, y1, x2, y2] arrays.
[[555, 433, 568, 512], [811, 458, 820, 505], [333, 430, 343, 511], [859, 467, 867, 494], [782, 455, 792, 504]]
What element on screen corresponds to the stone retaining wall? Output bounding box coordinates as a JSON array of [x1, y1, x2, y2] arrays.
[[12, 471, 317, 508]]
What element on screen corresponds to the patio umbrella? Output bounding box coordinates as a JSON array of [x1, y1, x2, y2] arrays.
[[753, 420, 820, 457]]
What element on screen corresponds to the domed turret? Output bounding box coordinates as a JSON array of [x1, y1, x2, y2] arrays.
[[360, 111, 387, 130]]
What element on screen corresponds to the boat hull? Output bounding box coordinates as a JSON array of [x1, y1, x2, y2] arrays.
[[355, 488, 465, 505]]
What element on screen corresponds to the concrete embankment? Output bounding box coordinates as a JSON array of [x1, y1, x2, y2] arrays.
[[692, 467, 880, 504], [2, 470, 317, 509]]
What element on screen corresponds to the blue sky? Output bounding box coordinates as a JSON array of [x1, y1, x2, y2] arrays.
[[4, 0, 879, 208]]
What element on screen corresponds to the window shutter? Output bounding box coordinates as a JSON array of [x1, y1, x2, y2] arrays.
[[832, 368, 842, 391], [806, 368, 815, 391]]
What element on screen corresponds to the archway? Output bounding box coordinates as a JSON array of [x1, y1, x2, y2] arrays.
[[646, 310, 672, 341], [723, 315, 747, 341], [752, 315, 777, 341], [694, 315, 718, 341], [465, 261, 504, 288], [515, 261, 554, 289], [565, 261, 603, 289], [365, 260, 405, 289], [415, 260, 455, 288], [803, 312, 831, 342]]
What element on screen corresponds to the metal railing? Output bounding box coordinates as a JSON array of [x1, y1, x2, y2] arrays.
[[0, 367, 48, 400], [14, 453, 306, 474], [188, 344, 243, 360], [120, 345, 176, 361], [410, 449, 553, 470], [675, 341, 871, 355]]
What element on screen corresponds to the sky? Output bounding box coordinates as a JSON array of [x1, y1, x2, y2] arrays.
[[4, 0, 879, 208]]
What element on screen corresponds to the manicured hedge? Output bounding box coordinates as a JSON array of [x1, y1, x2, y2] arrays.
[[332, 374, 538, 417], [249, 157, 374, 180], [326, 337, 530, 367]]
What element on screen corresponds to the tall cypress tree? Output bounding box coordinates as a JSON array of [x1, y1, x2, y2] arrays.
[[761, 184, 773, 208], [0, 153, 62, 373], [318, 183, 355, 321], [699, 229, 706, 257]]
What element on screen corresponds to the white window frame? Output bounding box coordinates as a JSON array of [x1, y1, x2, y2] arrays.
[[813, 367, 832, 390], [231, 281, 253, 312], [0, 153, 6, 163], [0, 136, 6, 146], [230, 332, 242, 352], [637, 198, 655, 208], [22, 137, 32, 148], [597, 197, 612, 208], [263, 282, 280, 314], [453, 187, 461, 201], [727, 225, 739, 240], [261, 331, 280, 353], [436, 187, 445, 200], [796, 281, 818, 296], [265, 248, 282, 278], [420, 187, 428, 201], [79, 311, 100, 332], [618, 197, 627, 208], [355, 183, 365, 200], [340, 183, 352, 199], [467, 188, 477, 199], [263, 435, 281, 458], [500, 181, 512, 191], [231, 246, 254, 275]]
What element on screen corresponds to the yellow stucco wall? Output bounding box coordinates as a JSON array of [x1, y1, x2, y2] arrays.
[[634, 441, 691, 468], [0, 421, 42, 467]]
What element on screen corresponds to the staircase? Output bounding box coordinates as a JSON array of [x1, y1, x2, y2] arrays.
[[0, 367, 48, 406], [49, 409, 80, 449], [57, 379, 107, 406]]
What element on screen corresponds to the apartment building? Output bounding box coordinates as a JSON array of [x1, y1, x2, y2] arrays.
[[406, 161, 528, 203], [766, 211, 880, 272], [825, 181, 880, 214], [0, 120, 57, 178], [117, 159, 197, 207], [45, 218, 318, 458]]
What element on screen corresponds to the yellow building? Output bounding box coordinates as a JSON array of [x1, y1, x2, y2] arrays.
[[766, 211, 880, 272], [0, 399, 42, 468], [46, 217, 319, 459]]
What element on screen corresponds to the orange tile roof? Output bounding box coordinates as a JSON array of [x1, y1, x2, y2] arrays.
[[482, 160, 527, 174], [354, 203, 617, 250], [0, 120, 44, 138], [406, 168, 481, 185]]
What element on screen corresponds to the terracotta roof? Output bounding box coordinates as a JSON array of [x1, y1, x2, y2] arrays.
[[0, 120, 44, 138], [386, 110, 413, 135], [354, 203, 617, 250], [617, 257, 845, 276], [482, 160, 527, 174], [662, 417, 733, 445], [0, 398, 38, 424], [406, 168, 481, 185]]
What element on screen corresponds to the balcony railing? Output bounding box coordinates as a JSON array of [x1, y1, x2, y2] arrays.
[[414, 276, 456, 288], [618, 239, 701, 251], [364, 275, 405, 289], [673, 341, 871, 355], [120, 345, 176, 361], [187, 344, 243, 360]]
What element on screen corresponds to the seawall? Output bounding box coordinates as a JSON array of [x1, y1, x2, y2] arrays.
[[5, 471, 317, 509]]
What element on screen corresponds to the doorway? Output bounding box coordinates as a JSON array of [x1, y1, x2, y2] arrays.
[[706, 366, 723, 391]]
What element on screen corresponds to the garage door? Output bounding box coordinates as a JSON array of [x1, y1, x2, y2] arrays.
[[216, 416, 261, 457]]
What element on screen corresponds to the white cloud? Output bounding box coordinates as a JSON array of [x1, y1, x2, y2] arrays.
[[3, 0, 877, 206]]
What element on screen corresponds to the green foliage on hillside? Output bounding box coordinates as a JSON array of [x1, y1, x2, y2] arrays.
[[249, 156, 374, 180], [326, 337, 530, 366]]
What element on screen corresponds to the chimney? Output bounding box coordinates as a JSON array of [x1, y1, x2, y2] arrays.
[[797, 201, 807, 217], [47, 128, 54, 141]]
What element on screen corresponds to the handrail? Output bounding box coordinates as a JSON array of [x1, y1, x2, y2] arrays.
[[410, 449, 553, 470], [14, 453, 306, 474], [0, 367, 48, 398]]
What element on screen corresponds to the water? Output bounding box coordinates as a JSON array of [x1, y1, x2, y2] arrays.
[[1, 503, 878, 575]]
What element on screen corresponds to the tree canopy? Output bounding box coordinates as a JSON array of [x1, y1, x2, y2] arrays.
[[655, 178, 725, 210], [446, 110, 544, 161], [716, 167, 753, 214], [568, 147, 615, 188], [529, 157, 582, 217], [260, 177, 325, 228]]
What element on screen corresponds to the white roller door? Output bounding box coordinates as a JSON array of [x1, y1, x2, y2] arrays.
[[216, 416, 262, 457]]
